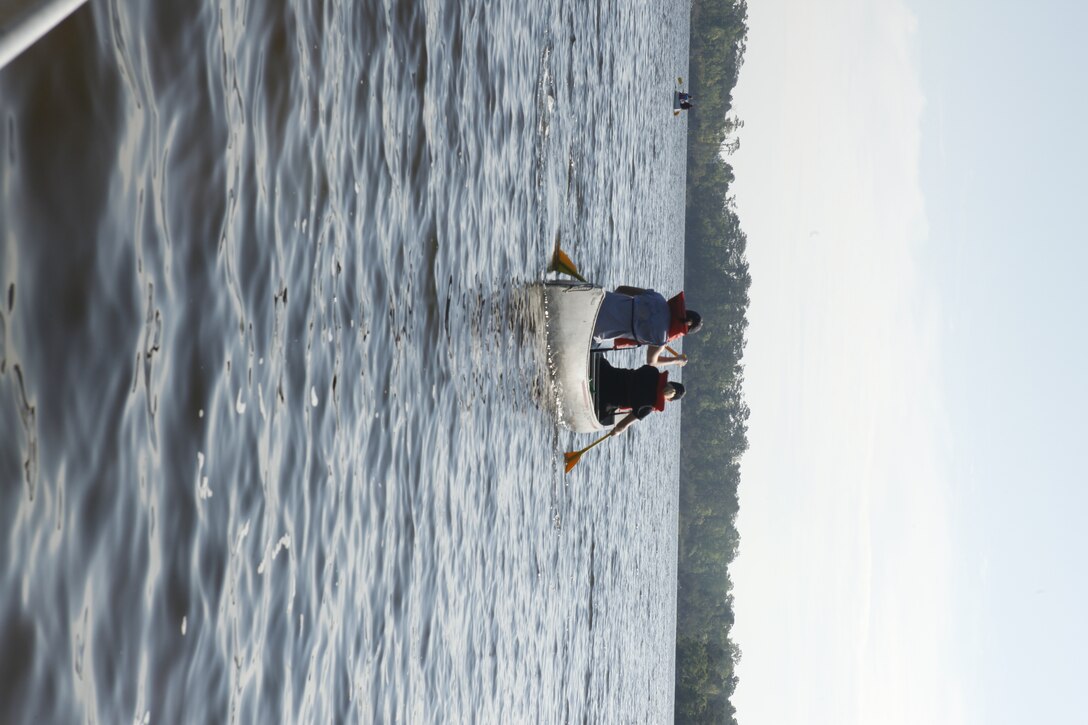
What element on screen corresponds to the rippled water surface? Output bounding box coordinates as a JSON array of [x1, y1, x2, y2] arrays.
[[0, 1, 688, 721]]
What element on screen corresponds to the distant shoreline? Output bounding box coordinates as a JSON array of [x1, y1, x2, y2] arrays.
[[674, 1, 750, 723]]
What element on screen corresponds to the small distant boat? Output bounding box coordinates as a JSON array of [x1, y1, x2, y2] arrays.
[[0, 0, 89, 70], [543, 281, 613, 433]]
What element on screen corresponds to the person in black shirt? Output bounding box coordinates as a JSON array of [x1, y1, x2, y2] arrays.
[[595, 358, 686, 434]]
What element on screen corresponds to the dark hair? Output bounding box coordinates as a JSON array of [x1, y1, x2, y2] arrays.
[[666, 382, 686, 401], [685, 310, 703, 334]]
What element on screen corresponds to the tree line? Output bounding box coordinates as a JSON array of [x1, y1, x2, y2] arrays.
[[675, 1, 750, 723]]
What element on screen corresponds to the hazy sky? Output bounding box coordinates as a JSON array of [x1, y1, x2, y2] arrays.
[[727, 0, 1088, 723]]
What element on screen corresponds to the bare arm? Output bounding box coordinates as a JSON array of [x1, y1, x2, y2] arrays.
[[612, 412, 639, 435], [647, 345, 687, 367]]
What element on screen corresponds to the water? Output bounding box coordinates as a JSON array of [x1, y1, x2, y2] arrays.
[[0, 1, 688, 721]]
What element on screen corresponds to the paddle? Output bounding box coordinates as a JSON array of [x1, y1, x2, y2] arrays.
[[665, 344, 688, 364], [564, 430, 616, 473], [549, 247, 587, 282]]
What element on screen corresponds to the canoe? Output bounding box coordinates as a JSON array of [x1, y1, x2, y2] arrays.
[[544, 281, 612, 433]]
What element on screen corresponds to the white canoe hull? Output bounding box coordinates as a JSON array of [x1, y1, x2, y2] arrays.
[[544, 282, 607, 433]]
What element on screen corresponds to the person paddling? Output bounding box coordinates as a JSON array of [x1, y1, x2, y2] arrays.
[[564, 357, 686, 471], [593, 287, 702, 367], [548, 248, 701, 366], [595, 358, 685, 434]]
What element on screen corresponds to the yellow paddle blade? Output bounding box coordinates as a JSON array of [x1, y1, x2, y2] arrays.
[[550, 248, 587, 282], [563, 451, 582, 473], [564, 429, 615, 472]]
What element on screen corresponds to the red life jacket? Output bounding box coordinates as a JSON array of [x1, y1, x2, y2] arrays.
[[612, 292, 687, 349], [653, 372, 668, 411]]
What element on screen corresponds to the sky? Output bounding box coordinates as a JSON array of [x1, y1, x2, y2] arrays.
[[727, 0, 1088, 723]]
